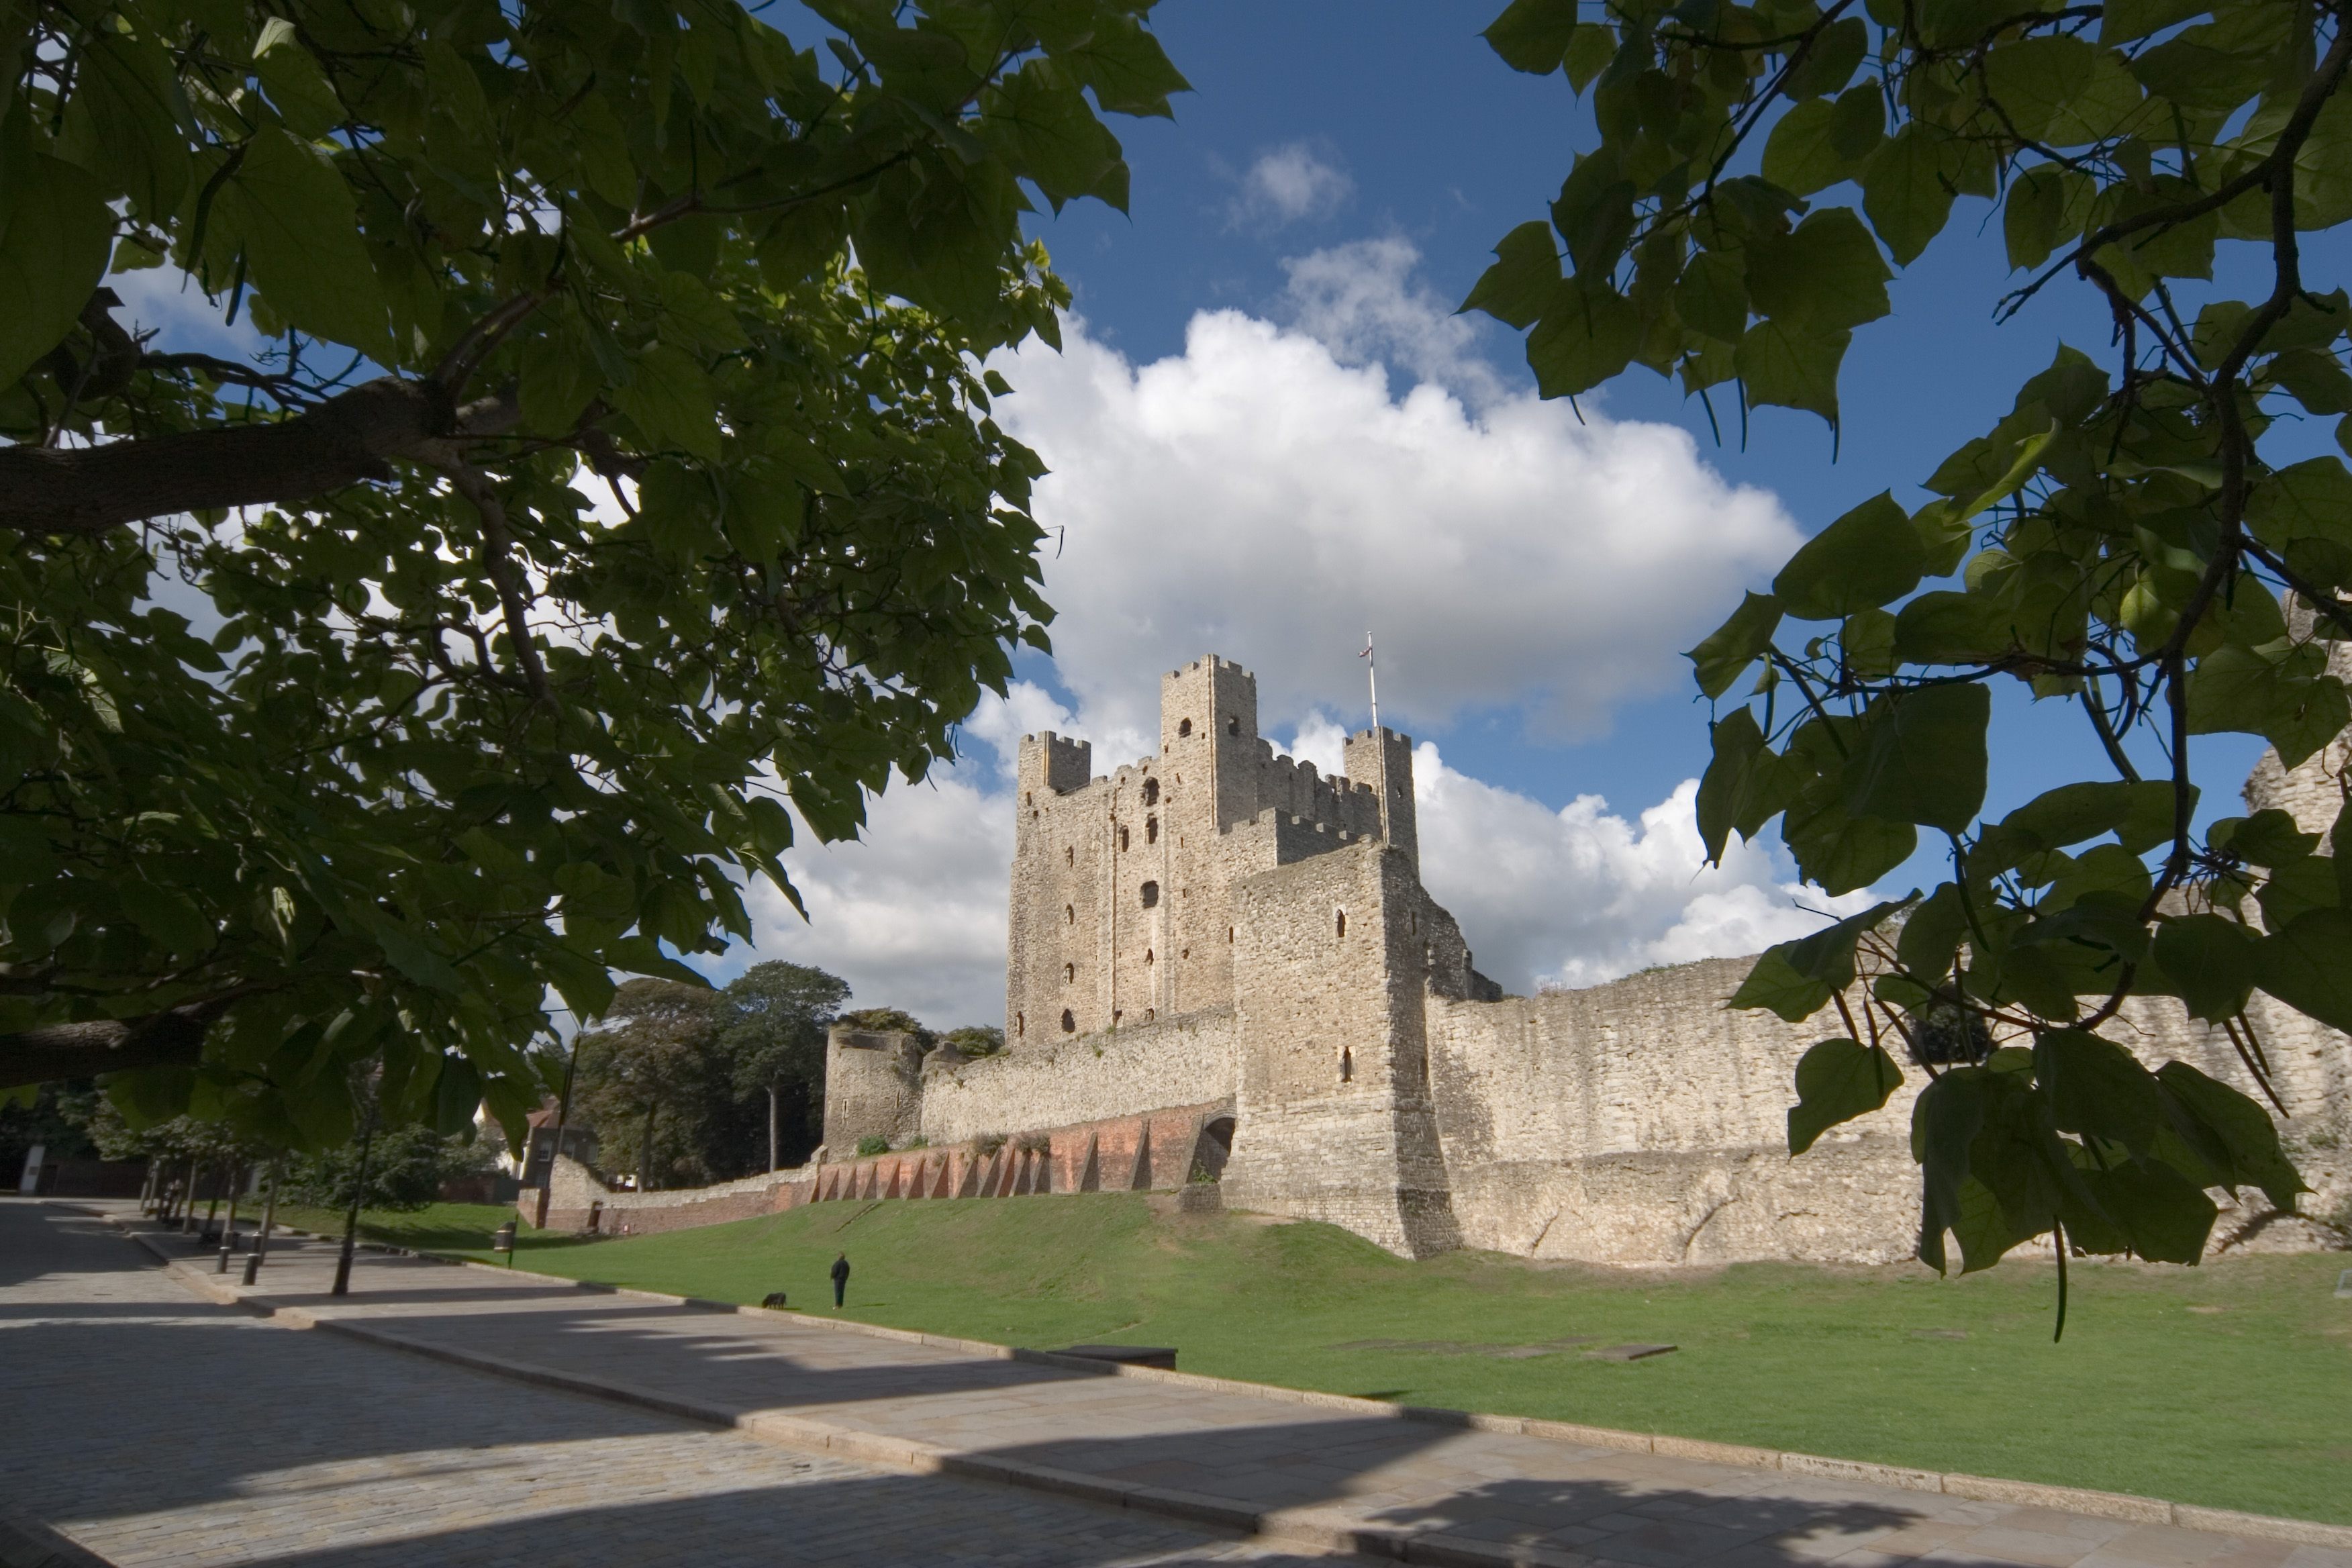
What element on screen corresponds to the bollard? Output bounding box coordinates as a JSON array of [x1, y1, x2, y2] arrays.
[[492, 1220, 518, 1267]]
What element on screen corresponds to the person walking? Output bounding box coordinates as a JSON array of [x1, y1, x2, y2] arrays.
[[829, 1251, 850, 1308]]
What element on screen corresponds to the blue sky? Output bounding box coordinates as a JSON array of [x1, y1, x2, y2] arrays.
[[993, 1, 2285, 818], [110, 3, 2311, 1022], [731, 1, 2317, 1020]]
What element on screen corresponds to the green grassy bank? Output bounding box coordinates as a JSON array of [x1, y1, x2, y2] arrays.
[[297, 1192, 2351, 1525]]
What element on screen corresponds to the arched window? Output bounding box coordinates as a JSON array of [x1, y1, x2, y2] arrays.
[[1119, 825, 1130, 851], [1016, 1012, 1025, 1037], [1065, 903, 1074, 925], [1144, 1008, 1156, 1021], [1065, 846, 1073, 867], [1142, 777, 1160, 806], [1335, 909, 1346, 939], [1227, 926, 1234, 942], [1181, 946, 1190, 960], [1140, 881, 1159, 908], [1340, 1048, 1353, 1083], [1146, 815, 1159, 843], [1178, 718, 1193, 737], [1226, 715, 1240, 736], [1064, 962, 1074, 983], [1144, 948, 1155, 966], [1061, 1009, 1075, 1033], [1024, 791, 1032, 805]]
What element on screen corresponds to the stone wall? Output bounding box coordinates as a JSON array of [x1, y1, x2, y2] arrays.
[[914, 1008, 1240, 1146], [820, 1028, 926, 1155], [1223, 840, 1463, 1257], [1426, 961, 1923, 1265]]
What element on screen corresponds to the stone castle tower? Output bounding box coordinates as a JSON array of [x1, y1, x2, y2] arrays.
[[1008, 656, 1427, 1042]]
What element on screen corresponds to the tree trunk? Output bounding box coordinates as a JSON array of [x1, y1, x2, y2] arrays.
[[767, 1084, 779, 1173], [639, 1101, 658, 1193]]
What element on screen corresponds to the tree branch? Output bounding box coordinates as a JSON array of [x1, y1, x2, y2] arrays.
[[0, 377, 523, 538], [0, 1001, 231, 1087]]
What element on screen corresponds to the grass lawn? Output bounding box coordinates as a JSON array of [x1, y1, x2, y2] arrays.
[[298, 1192, 2350, 1526]]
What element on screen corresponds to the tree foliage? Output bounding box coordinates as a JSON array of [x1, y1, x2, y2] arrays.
[[1475, 0, 2337, 1291], [571, 977, 722, 1189], [0, 0, 1182, 1152], [718, 959, 850, 1171]]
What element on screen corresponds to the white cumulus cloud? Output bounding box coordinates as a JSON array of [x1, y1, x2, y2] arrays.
[[989, 264, 1801, 744], [729, 244, 1848, 1026], [1227, 142, 1354, 230]]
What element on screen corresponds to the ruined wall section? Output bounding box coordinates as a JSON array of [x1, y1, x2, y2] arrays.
[[915, 1006, 1240, 1146], [819, 1026, 928, 1155]]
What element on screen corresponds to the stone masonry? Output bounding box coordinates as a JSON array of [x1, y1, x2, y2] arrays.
[[529, 652, 2351, 1265]]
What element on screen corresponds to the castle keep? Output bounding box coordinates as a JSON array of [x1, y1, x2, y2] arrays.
[[527, 654, 2349, 1263]]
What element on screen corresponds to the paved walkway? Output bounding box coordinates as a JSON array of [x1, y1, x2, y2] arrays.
[[0, 1201, 1338, 1567], [27, 1200, 2348, 1568]]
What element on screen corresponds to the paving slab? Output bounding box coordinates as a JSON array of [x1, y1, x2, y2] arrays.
[[55, 1202, 2352, 1568], [0, 1201, 1340, 1567]]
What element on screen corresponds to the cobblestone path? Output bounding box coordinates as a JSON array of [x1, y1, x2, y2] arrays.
[[0, 1201, 1336, 1567]]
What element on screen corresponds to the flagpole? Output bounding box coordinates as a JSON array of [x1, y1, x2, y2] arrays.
[[1363, 631, 1388, 846]]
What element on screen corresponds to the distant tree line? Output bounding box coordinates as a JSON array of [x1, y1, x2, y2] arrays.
[[560, 962, 999, 1192]]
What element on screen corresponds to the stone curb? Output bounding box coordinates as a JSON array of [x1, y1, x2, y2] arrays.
[[107, 1218, 2352, 1558], [0, 1506, 113, 1568]]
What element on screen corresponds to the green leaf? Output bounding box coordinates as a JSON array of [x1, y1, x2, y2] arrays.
[[1981, 36, 2096, 142], [1862, 125, 1957, 266], [980, 60, 1121, 205], [2101, 0, 2208, 46], [1747, 209, 1892, 332], [2250, 905, 2352, 1034], [2155, 1061, 2308, 1209], [1564, 24, 1616, 94], [55, 29, 193, 217], [251, 20, 344, 140], [1687, 591, 1783, 699], [2268, 348, 2352, 414], [1525, 284, 1640, 397], [1783, 797, 1919, 893], [2213, 807, 2319, 866], [2004, 165, 2067, 271], [1737, 319, 1849, 423], [609, 342, 722, 462], [2034, 1029, 2161, 1153], [1673, 249, 1749, 342], [1785, 17, 1870, 99], [1063, 13, 1190, 117], [0, 129, 115, 387], [1483, 0, 1581, 72], [1461, 220, 1561, 330], [215, 128, 392, 356], [2077, 1159, 2216, 1264], [1773, 493, 1926, 620], [2151, 914, 2257, 1022], [1913, 1067, 1992, 1275], [1696, 705, 1802, 861], [1894, 591, 2014, 665], [565, 95, 640, 209], [1896, 882, 1969, 979], [434, 1052, 483, 1136], [1761, 98, 1850, 197], [1843, 683, 1991, 834], [2245, 456, 2352, 550], [1732, 897, 1914, 1021], [1790, 1037, 1905, 1155]]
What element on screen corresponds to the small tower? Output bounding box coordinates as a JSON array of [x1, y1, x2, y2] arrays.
[[1344, 727, 1418, 875]]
